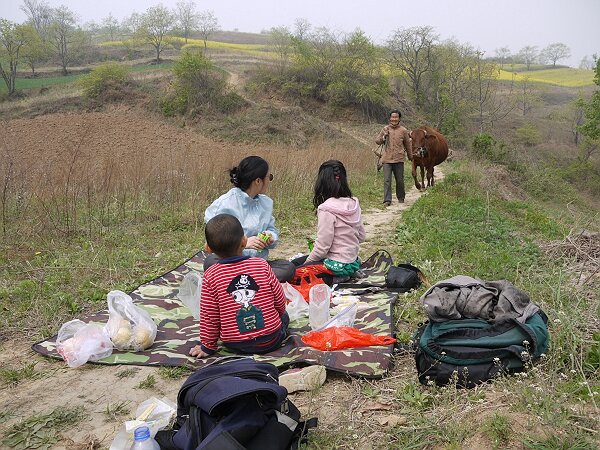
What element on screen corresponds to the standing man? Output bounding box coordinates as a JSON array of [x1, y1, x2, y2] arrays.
[[375, 110, 412, 206]]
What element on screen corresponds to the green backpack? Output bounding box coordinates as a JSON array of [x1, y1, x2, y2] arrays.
[[414, 311, 549, 388]]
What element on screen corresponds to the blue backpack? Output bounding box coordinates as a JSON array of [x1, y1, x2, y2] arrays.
[[156, 357, 316, 450]]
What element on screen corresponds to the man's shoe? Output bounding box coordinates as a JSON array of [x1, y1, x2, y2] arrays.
[[279, 365, 326, 393]]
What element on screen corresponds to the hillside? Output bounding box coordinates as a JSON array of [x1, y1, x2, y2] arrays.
[[1, 36, 599, 450]]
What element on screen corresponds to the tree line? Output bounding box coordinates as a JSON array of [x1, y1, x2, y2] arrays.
[[1, 3, 598, 156], [0, 0, 220, 94]]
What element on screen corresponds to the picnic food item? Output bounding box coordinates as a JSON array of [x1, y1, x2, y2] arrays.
[[105, 290, 157, 351], [257, 231, 270, 243], [56, 319, 113, 368]]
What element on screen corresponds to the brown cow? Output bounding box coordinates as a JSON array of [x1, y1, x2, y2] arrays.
[[409, 126, 449, 190]]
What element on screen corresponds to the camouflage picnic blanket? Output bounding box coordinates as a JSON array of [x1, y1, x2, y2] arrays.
[[32, 250, 397, 378]]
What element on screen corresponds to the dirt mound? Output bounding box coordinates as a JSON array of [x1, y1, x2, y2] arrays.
[[1, 106, 223, 173]]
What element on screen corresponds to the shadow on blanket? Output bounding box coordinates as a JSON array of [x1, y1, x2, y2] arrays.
[[32, 251, 396, 378]]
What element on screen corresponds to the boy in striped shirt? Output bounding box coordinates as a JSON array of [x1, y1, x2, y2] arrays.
[[190, 214, 289, 359]]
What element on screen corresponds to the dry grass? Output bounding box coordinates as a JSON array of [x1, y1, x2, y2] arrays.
[[0, 106, 372, 243]]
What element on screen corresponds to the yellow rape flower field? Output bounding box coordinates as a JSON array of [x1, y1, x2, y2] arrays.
[[498, 67, 595, 87]]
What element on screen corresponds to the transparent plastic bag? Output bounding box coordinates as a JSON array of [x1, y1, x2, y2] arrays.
[[177, 271, 202, 320], [282, 282, 309, 321], [105, 290, 157, 351], [318, 303, 358, 330], [109, 397, 176, 450], [308, 284, 331, 330], [56, 319, 113, 368]]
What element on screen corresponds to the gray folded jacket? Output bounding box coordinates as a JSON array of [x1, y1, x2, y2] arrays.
[[420, 275, 539, 323]]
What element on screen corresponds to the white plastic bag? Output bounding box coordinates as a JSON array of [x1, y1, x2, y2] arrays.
[[105, 290, 158, 351], [109, 397, 176, 450], [282, 282, 309, 321], [56, 319, 113, 368], [177, 271, 202, 320], [308, 284, 331, 330]]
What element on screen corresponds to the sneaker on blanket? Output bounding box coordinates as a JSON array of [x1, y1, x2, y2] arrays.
[[279, 365, 326, 393]]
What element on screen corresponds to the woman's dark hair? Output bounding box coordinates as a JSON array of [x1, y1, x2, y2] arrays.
[[229, 156, 269, 191], [313, 160, 352, 209], [390, 109, 402, 118]]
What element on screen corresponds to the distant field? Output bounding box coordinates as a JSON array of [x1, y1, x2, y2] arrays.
[[0, 63, 173, 93], [101, 38, 275, 57], [497, 67, 595, 87]]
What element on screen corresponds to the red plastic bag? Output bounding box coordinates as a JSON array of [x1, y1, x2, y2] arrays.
[[301, 326, 396, 351], [292, 265, 331, 301]]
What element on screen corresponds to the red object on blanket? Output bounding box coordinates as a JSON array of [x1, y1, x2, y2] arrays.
[[292, 265, 332, 301], [301, 326, 396, 351]]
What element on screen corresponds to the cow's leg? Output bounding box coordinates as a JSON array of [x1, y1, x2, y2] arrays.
[[412, 161, 421, 189], [419, 165, 425, 190], [427, 167, 435, 187]]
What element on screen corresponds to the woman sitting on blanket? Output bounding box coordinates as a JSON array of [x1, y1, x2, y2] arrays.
[[204, 155, 295, 283], [293, 160, 366, 279]]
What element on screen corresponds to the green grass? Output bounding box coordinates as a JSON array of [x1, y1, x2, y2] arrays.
[[1, 73, 81, 93], [135, 374, 157, 389], [2, 406, 85, 450], [0, 363, 39, 387], [0, 62, 173, 94]]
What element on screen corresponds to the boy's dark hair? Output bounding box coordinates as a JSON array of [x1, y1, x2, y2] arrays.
[[390, 109, 402, 118], [313, 160, 352, 209], [205, 214, 244, 258], [229, 156, 269, 191]]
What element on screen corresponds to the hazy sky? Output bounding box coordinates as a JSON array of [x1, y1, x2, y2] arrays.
[[1, 0, 599, 67]]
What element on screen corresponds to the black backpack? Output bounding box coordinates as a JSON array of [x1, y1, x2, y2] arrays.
[[385, 263, 422, 292], [156, 357, 316, 450]]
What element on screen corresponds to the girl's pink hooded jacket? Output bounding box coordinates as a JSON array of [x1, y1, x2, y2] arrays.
[[305, 197, 366, 264]]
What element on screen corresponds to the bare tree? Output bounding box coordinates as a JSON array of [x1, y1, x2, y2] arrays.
[[517, 45, 538, 70], [428, 39, 479, 129], [473, 51, 515, 132], [572, 94, 586, 145], [48, 5, 78, 75], [137, 5, 174, 62], [20, 0, 52, 37], [293, 18, 311, 40], [269, 26, 292, 75], [540, 42, 571, 67], [517, 75, 542, 116], [100, 13, 120, 41], [494, 46, 511, 69], [579, 56, 594, 70], [197, 10, 219, 49], [386, 26, 438, 107], [175, 0, 199, 43], [0, 19, 30, 95]]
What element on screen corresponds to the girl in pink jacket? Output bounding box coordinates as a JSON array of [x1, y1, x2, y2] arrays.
[[304, 160, 366, 276]]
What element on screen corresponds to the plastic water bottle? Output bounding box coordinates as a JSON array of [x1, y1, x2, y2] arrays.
[[130, 426, 160, 450]]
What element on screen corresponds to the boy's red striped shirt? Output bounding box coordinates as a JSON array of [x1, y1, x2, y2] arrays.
[[200, 257, 286, 352]]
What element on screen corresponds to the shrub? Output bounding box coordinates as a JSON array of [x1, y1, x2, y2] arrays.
[[163, 51, 242, 117], [515, 122, 542, 146], [472, 133, 495, 154], [79, 62, 130, 100]]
